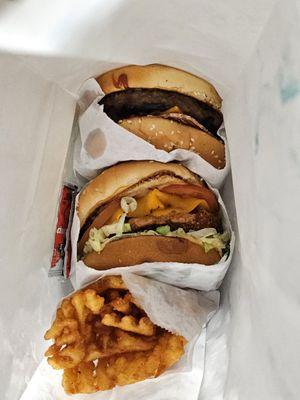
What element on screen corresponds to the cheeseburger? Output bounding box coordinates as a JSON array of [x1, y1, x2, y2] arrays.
[[77, 161, 229, 270], [97, 64, 225, 169]]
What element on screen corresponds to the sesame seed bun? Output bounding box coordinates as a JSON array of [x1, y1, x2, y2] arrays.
[[83, 235, 221, 269], [119, 116, 225, 169], [97, 64, 222, 110], [77, 161, 202, 227]]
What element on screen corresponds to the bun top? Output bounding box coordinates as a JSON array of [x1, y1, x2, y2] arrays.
[[96, 64, 222, 110], [77, 161, 201, 226]]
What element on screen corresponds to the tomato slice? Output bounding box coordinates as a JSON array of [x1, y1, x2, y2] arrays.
[[160, 184, 219, 212], [78, 200, 120, 254]]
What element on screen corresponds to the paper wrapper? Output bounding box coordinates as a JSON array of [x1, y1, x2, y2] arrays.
[[73, 79, 230, 189], [70, 181, 235, 291], [21, 273, 219, 400]]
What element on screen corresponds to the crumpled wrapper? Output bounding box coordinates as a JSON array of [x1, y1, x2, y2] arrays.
[[73, 79, 230, 189], [70, 180, 235, 291], [21, 273, 219, 400]]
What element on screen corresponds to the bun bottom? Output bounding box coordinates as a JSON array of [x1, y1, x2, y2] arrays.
[[83, 235, 221, 270], [119, 116, 225, 169]]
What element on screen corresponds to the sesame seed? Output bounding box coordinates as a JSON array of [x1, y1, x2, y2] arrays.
[[163, 144, 169, 148], [170, 120, 174, 124], [158, 130, 163, 134], [150, 125, 155, 131], [171, 131, 175, 135], [118, 119, 123, 123], [138, 118, 142, 123], [177, 130, 181, 134], [218, 159, 222, 164], [155, 132, 158, 136], [214, 154, 219, 159], [191, 138, 195, 143], [190, 146, 195, 150], [180, 141, 184, 145], [211, 150, 215, 155], [127, 120, 132, 124]]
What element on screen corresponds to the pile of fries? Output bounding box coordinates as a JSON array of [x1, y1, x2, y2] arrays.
[[44, 276, 186, 394]]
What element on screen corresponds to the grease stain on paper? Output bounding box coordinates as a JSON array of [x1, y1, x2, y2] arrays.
[[84, 129, 107, 159]]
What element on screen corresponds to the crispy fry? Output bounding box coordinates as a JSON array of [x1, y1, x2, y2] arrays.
[[72, 289, 104, 325], [61, 298, 75, 318], [44, 318, 78, 340], [55, 328, 81, 347], [110, 292, 143, 315], [125, 293, 142, 309], [96, 332, 185, 386], [94, 332, 185, 389], [110, 296, 132, 314], [48, 344, 86, 369], [89, 276, 126, 293], [85, 329, 157, 361], [44, 344, 60, 357], [106, 289, 123, 301], [102, 313, 155, 336], [44, 275, 186, 394], [97, 303, 114, 319], [115, 329, 157, 353], [63, 362, 96, 394], [102, 351, 160, 386], [153, 332, 187, 376], [94, 361, 115, 391], [84, 343, 103, 362]]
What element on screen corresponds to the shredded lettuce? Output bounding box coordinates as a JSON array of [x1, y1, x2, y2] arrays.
[[156, 225, 171, 235], [83, 219, 131, 254], [84, 223, 230, 257]]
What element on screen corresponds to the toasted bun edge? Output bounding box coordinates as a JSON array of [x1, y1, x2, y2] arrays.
[[96, 64, 222, 110]]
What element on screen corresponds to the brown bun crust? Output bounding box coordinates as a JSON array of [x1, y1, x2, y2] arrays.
[[77, 161, 202, 227], [120, 116, 225, 169], [83, 236, 221, 269], [96, 64, 222, 110]]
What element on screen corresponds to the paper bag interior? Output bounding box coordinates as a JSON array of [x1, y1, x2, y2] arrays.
[[0, 1, 299, 399]]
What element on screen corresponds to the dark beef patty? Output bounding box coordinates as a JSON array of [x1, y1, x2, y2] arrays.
[[99, 88, 223, 136]]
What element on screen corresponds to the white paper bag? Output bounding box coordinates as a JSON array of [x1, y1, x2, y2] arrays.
[[2, 1, 300, 400]]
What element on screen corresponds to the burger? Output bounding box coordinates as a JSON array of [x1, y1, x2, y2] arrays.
[[97, 64, 225, 169], [77, 161, 229, 270]]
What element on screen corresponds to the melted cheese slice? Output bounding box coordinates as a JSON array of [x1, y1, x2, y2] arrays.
[[129, 189, 208, 218], [108, 189, 209, 222]]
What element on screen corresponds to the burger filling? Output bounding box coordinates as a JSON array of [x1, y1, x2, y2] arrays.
[[99, 88, 223, 136], [80, 184, 230, 258]]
